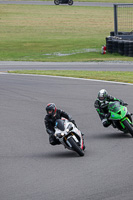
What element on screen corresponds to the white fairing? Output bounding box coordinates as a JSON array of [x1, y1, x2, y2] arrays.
[[54, 118, 84, 151]]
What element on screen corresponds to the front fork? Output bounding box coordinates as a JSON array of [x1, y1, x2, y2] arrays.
[[120, 117, 133, 129], [65, 133, 83, 149]]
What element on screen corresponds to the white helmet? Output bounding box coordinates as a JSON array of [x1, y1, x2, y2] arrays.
[[98, 89, 108, 101]]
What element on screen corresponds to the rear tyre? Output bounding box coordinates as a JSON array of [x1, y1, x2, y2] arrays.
[[54, 0, 60, 5], [68, 137, 84, 156], [68, 0, 73, 5], [122, 119, 133, 137]]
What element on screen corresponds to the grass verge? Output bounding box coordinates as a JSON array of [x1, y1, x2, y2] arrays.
[[8, 70, 133, 84], [0, 5, 133, 62]]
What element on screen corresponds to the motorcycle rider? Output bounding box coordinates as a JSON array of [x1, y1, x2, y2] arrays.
[[94, 89, 130, 128], [44, 103, 85, 148]]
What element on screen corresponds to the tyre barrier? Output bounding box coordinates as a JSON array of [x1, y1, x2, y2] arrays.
[[106, 36, 133, 57], [128, 41, 133, 57], [118, 40, 124, 56], [124, 40, 129, 56], [106, 37, 113, 53], [110, 31, 131, 37], [113, 39, 118, 53]]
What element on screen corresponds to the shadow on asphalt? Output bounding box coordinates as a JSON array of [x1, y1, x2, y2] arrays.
[[29, 151, 85, 159], [90, 132, 132, 140], [2, 151, 87, 160]]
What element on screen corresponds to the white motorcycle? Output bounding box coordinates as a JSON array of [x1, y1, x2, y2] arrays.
[[54, 118, 85, 156]]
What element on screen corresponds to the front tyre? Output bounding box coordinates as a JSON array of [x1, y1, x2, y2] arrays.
[[122, 119, 133, 137], [68, 137, 84, 156]]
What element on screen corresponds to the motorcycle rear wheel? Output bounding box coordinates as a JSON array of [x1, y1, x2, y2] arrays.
[[68, 137, 84, 156], [122, 119, 133, 137], [54, 0, 60, 5], [68, 0, 73, 5]]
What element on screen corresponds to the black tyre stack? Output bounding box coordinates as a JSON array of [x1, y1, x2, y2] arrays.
[[118, 40, 124, 55], [112, 39, 118, 53], [106, 36, 133, 57], [106, 36, 113, 53], [128, 41, 133, 57], [124, 40, 129, 56]]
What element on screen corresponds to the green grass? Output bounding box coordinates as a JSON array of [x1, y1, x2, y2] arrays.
[[0, 4, 133, 62], [8, 70, 133, 84]]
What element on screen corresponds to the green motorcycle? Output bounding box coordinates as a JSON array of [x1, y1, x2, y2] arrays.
[[108, 101, 133, 137]]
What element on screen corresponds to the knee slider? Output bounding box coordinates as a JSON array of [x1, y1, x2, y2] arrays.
[[102, 119, 110, 127]]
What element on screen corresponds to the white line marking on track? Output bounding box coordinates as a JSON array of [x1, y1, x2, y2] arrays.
[[0, 72, 133, 86]]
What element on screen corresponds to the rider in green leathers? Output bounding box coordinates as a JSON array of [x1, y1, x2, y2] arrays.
[[94, 89, 128, 127]]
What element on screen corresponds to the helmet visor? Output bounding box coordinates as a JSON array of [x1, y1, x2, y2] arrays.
[[47, 109, 53, 115], [99, 96, 105, 100]]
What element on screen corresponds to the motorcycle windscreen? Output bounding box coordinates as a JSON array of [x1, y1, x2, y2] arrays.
[[55, 119, 65, 131], [108, 102, 121, 113]]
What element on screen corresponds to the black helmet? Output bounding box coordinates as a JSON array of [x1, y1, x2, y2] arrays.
[[46, 103, 57, 117], [98, 89, 108, 101]]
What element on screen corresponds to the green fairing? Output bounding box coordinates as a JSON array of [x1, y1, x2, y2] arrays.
[[108, 101, 133, 135], [108, 102, 127, 121], [96, 100, 133, 136]]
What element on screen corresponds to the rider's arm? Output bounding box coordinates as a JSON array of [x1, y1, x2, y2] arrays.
[[60, 110, 72, 121], [96, 108, 106, 117], [108, 95, 119, 101], [108, 95, 125, 105], [60, 110, 77, 126], [94, 100, 105, 117], [44, 116, 55, 135]]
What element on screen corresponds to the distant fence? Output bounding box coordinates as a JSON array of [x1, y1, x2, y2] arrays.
[[106, 4, 133, 57], [114, 3, 133, 37]]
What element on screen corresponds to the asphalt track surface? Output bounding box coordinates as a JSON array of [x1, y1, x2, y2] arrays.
[[1, 1, 133, 200], [0, 72, 133, 200], [0, 61, 133, 71]]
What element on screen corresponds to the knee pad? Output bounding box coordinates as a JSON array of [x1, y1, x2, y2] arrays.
[[102, 119, 111, 128], [49, 135, 56, 145], [49, 135, 60, 145], [49, 138, 57, 145]]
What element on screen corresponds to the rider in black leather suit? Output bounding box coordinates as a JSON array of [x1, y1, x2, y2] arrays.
[[44, 103, 77, 145]]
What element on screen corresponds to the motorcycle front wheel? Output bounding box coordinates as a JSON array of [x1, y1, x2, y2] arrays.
[[122, 119, 133, 137], [54, 0, 60, 5], [68, 137, 84, 156]]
